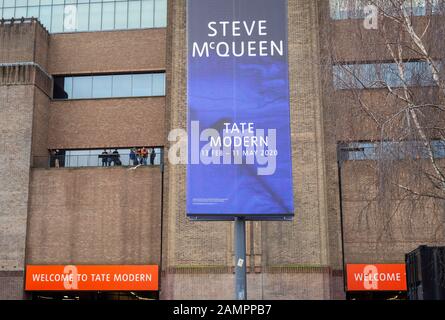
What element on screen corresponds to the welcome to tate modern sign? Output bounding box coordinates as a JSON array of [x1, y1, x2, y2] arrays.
[[186, 0, 294, 220]]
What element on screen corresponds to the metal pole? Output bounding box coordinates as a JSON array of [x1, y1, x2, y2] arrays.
[[234, 217, 247, 300]]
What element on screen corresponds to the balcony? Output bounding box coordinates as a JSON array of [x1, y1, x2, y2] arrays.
[[32, 147, 163, 169]]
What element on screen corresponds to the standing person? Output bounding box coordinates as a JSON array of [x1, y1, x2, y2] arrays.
[[112, 149, 121, 166], [130, 147, 138, 166], [141, 147, 148, 165], [100, 149, 109, 167], [137, 147, 143, 165], [108, 149, 113, 167], [54, 149, 60, 168], [150, 148, 156, 166]]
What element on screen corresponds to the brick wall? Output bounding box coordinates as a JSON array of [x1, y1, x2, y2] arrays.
[[49, 28, 166, 75], [162, 0, 342, 299], [27, 167, 162, 265], [48, 97, 165, 149]]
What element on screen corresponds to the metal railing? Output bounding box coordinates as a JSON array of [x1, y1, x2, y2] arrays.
[[32, 151, 164, 169]]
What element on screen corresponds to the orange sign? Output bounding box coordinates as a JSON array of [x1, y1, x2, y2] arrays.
[[25, 265, 158, 291], [346, 264, 407, 291]]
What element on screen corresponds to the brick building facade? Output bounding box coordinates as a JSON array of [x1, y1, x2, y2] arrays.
[[0, 0, 444, 300]]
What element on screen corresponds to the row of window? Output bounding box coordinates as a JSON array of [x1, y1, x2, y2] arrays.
[[0, 0, 167, 33], [330, 0, 442, 20], [333, 61, 438, 90], [53, 72, 165, 99], [339, 140, 445, 162]]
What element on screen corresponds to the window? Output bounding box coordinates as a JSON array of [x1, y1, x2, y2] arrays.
[[15, 6, 27, 18], [101, 2, 115, 30], [115, 1, 128, 29], [339, 140, 445, 162], [132, 74, 152, 96], [329, 0, 439, 20], [27, 6, 39, 19], [141, 0, 154, 28], [128, 1, 141, 29], [72, 76, 93, 99], [112, 74, 132, 97], [333, 61, 436, 90], [154, 0, 167, 27], [89, 2, 102, 31], [0, 0, 167, 33], [53, 72, 166, 99], [92, 75, 112, 98], [51, 5, 64, 33], [76, 4, 89, 31]]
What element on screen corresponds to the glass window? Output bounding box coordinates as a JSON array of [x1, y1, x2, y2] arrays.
[[76, 4, 89, 31], [27, 6, 40, 18], [54, 77, 67, 99], [53, 77, 73, 99], [0, 0, 167, 32], [63, 4, 78, 32], [39, 5, 51, 30], [114, 1, 128, 29], [89, 2, 102, 31], [54, 73, 165, 99], [102, 2, 115, 30], [3, 8, 14, 18], [152, 73, 165, 96], [154, 0, 167, 27], [112, 74, 132, 97], [64, 77, 73, 98], [141, 0, 154, 28], [333, 61, 435, 90], [3, 0, 15, 7], [92, 75, 113, 98], [14, 6, 27, 18], [15, 0, 27, 7], [128, 1, 141, 29], [72, 76, 93, 99], [51, 5, 64, 33], [132, 73, 152, 96]]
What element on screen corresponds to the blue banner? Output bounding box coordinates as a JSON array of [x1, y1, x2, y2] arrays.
[[186, 0, 294, 220]]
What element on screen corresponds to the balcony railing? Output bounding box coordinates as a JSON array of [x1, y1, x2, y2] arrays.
[[32, 151, 164, 169]]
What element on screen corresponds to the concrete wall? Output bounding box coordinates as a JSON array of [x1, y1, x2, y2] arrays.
[[27, 167, 162, 265]]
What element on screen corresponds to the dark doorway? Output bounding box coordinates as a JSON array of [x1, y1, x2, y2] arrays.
[[347, 291, 407, 300], [31, 291, 158, 300]]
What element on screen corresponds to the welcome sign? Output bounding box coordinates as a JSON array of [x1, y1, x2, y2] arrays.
[[186, 0, 293, 220], [25, 265, 158, 291]]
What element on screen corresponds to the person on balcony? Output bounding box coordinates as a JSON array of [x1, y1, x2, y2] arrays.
[[100, 150, 109, 167], [141, 147, 148, 165], [112, 149, 121, 166], [130, 148, 138, 166], [150, 148, 156, 165]]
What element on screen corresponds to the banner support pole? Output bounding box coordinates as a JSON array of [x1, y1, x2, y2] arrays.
[[234, 217, 247, 300]]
